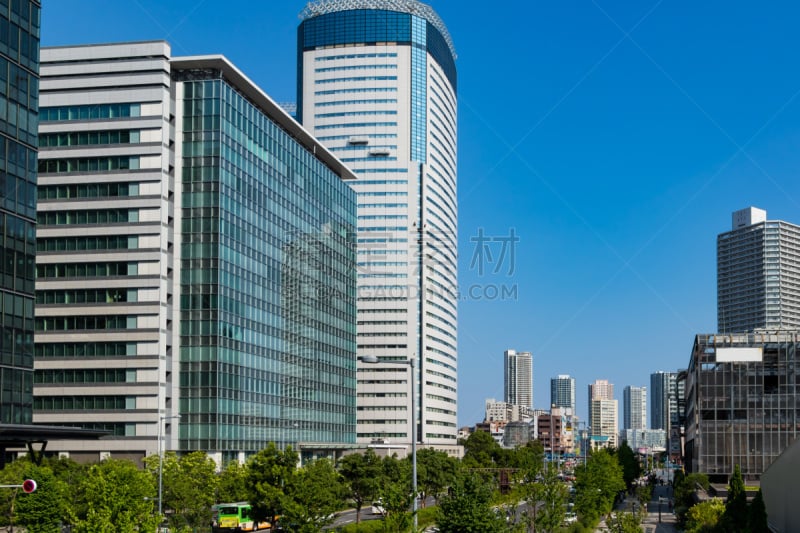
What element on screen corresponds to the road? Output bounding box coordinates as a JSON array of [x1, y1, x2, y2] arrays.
[[329, 497, 436, 529]]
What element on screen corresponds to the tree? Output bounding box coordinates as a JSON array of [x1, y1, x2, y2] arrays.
[[747, 488, 768, 533], [532, 462, 569, 533], [217, 459, 250, 503], [573, 448, 625, 526], [605, 510, 642, 533], [436, 471, 508, 533], [2, 459, 71, 532], [721, 464, 747, 530], [281, 459, 344, 532], [72, 458, 159, 533], [685, 498, 725, 533], [148, 450, 219, 531], [376, 456, 413, 532], [461, 430, 501, 468], [246, 443, 298, 525], [415, 448, 458, 506], [616, 442, 641, 491], [338, 450, 382, 523]]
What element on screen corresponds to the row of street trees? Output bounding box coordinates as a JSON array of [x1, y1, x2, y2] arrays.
[[0, 432, 652, 533]]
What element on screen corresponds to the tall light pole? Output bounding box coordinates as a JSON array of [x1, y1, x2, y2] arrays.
[[158, 414, 181, 525], [361, 355, 417, 530]]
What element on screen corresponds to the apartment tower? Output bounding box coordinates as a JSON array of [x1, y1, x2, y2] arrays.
[[504, 349, 533, 408], [650, 371, 677, 431], [35, 42, 357, 462], [298, 0, 458, 446], [718, 207, 800, 333], [623, 385, 646, 430], [588, 378, 613, 427]]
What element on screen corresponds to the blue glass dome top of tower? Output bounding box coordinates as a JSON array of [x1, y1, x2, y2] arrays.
[[300, 0, 455, 57]]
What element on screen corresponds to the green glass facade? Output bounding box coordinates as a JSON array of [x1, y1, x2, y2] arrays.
[[178, 76, 357, 457], [0, 0, 39, 425]]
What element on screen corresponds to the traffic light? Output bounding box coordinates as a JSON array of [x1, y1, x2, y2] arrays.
[[21, 479, 36, 493]]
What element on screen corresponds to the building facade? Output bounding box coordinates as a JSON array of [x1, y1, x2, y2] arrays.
[[685, 332, 800, 482], [297, 0, 459, 447], [35, 42, 358, 463], [550, 374, 576, 412], [650, 371, 677, 431], [0, 0, 39, 426], [589, 398, 618, 448], [623, 385, 646, 430], [588, 379, 613, 428], [718, 207, 800, 333], [504, 349, 533, 408]]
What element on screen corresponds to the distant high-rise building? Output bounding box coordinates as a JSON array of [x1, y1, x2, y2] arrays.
[[589, 398, 618, 448], [718, 207, 800, 333], [34, 42, 358, 462], [504, 349, 533, 408], [551, 375, 576, 412], [0, 0, 40, 426], [650, 371, 677, 431], [588, 379, 614, 426], [297, 0, 459, 447], [623, 386, 647, 430]]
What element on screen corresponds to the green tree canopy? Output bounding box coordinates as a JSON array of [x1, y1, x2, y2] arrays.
[[532, 462, 570, 533], [217, 459, 250, 503], [685, 498, 725, 533], [747, 488, 769, 533], [722, 464, 747, 529], [72, 458, 159, 533], [3, 459, 71, 533], [436, 471, 508, 533], [415, 448, 458, 506], [616, 441, 641, 490], [338, 449, 382, 523], [154, 451, 219, 531], [573, 448, 625, 525], [281, 458, 344, 533], [461, 430, 502, 468], [246, 443, 298, 524]]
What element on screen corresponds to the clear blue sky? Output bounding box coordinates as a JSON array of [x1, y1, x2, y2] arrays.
[[42, 1, 800, 427]]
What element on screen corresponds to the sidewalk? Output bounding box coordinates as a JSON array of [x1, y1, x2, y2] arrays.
[[641, 484, 678, 533], [596, 484, 678, 533]]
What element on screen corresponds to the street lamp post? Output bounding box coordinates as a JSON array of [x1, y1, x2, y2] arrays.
[[361, 355, 417, 531], [157, 414, 181, 525]]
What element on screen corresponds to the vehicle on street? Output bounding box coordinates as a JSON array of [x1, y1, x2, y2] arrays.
[[211, 502, 272, 532], [371, 500, 385, 515]]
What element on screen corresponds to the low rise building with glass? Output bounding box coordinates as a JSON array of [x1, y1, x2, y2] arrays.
[[35, 41, 357, 463], [685, 332, 800, 483]]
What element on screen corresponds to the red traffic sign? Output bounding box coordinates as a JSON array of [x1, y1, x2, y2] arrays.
[[21, 479, 36, 493]]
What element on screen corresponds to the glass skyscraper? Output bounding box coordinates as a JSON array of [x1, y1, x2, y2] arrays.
[[298, 0, 459, 447], [35, 43, 357, 463], [550, 374, 576, 412], [0, 0, 39, 425]]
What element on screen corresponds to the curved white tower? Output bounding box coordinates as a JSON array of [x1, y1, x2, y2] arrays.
[[298, 0, 458, 446]]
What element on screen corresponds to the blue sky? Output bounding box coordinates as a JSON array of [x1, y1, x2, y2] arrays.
[[42, 1, 800, 427]]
